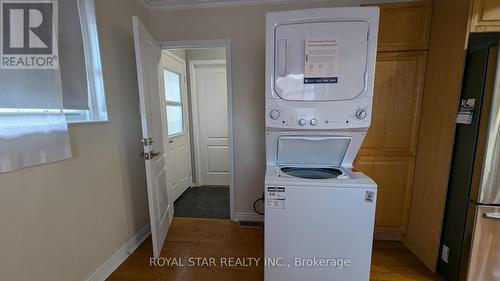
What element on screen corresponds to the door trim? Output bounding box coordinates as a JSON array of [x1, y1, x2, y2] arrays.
[[189, 59, 228, 187], [159, 39, 235, 221]]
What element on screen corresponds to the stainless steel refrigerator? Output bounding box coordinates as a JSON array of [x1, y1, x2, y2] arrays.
[[439, 33, 500, 281]]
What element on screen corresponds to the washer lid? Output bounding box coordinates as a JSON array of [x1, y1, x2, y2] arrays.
[[277, 136, 351, 167]]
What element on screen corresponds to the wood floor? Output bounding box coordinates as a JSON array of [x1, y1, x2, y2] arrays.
[[108, 218, 444, 281]]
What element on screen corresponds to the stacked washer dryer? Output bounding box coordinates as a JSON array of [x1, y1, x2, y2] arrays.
[[264, 7, 380, 281]]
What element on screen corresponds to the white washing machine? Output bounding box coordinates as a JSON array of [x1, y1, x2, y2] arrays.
[[264, 7, 380, 281]]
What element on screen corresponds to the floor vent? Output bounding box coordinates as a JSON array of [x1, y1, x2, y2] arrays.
[[239, 220, 264, 228]]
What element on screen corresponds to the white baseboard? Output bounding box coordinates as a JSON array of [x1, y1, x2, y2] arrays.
[[85, 224, 151, 281], [233, 212, 264, 222]]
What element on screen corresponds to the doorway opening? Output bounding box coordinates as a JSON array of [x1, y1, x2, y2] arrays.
[[160, 45, 233, 220]]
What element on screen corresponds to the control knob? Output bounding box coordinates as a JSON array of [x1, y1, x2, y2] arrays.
[[310, 118, 318, 126], [269, 110, 280, 120], [355, 109, 367, 120], [299, 119, 307, 126]]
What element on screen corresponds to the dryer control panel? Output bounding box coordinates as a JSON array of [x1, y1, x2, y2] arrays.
[[266, 96, 372, 130]]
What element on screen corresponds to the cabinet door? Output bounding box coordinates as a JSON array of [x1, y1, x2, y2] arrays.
[[471, 0, 500, 32], [367, 1, 432, 51], [359, 51, 427, 156], [354, 156, 415, 233]]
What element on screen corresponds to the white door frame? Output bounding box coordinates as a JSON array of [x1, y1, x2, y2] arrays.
[[189, 59, 228, 187], [159, 39, 235, 221]]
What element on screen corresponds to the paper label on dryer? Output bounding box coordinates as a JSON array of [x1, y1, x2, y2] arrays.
[[304, 39, 339, 84]]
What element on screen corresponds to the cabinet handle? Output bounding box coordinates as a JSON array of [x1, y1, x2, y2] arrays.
[[483, 213, 500, 220]]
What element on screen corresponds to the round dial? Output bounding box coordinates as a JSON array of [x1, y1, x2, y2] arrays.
[[299, 119, 307, 126], [355, 109, 367, 120], [269, 110, 280, 120], [310, 118, 318, 126]]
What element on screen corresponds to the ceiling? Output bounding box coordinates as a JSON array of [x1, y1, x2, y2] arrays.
[[143, 0, 352, 10], [143, 0, 417, 10]]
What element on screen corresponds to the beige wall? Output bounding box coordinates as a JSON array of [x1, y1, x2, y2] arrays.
[[169, 49, 186, 59], [186, 48, 226, 61], [0, 0, 151, 280]]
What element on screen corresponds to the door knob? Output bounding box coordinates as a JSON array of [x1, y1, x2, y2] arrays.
[[150, 151, 161, 157], [140, 150, 161, 160]]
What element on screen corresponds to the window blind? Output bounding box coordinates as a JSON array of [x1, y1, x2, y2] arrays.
[[59, 0, 89, 110], [0, 0, 72, 173], [0, 0, 90, 110]]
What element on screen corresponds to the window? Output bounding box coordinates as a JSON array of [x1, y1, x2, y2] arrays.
[[164, 70, 184, 135], [64, 0, 107, 123]]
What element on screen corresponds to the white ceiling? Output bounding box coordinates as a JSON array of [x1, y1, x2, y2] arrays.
[[143, 0, 418, 10], [143, 0, 349, 10]]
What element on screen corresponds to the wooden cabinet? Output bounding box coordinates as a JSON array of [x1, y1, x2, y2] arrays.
[[356, 1, 432, 236], [356, 51, 427, 234], [354, 156, 415, 233], [360, 51, 427, 157], [470, 0, 500, 32], [369, 1, 432, 51]]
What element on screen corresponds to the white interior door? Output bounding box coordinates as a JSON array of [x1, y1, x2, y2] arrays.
[[161, 52, 192, 201], [191, 62, 229, 186], [132, 17, 172, 258]]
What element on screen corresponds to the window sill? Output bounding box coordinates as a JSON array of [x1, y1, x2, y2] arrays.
[[67, 119, 109, 126]]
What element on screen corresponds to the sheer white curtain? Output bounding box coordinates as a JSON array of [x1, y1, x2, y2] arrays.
[[0, 1, 71, 173], [0, 69, 72, 173]]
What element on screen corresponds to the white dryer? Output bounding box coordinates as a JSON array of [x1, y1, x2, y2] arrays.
[[264, 7, 380, 281]]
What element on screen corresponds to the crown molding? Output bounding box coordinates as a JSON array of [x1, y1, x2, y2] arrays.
[[143, 0, 340, 11], [142, 0, 419, 11]]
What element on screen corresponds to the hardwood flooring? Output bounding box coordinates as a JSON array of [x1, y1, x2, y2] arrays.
[[108, 218, 444, 281]]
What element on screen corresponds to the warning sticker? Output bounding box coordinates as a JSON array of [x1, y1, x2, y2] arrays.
[[267, 199, 286, 209], [456, 99, 475, 124], [304, 39, 339, 84], [267, 187, 286, 209]]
